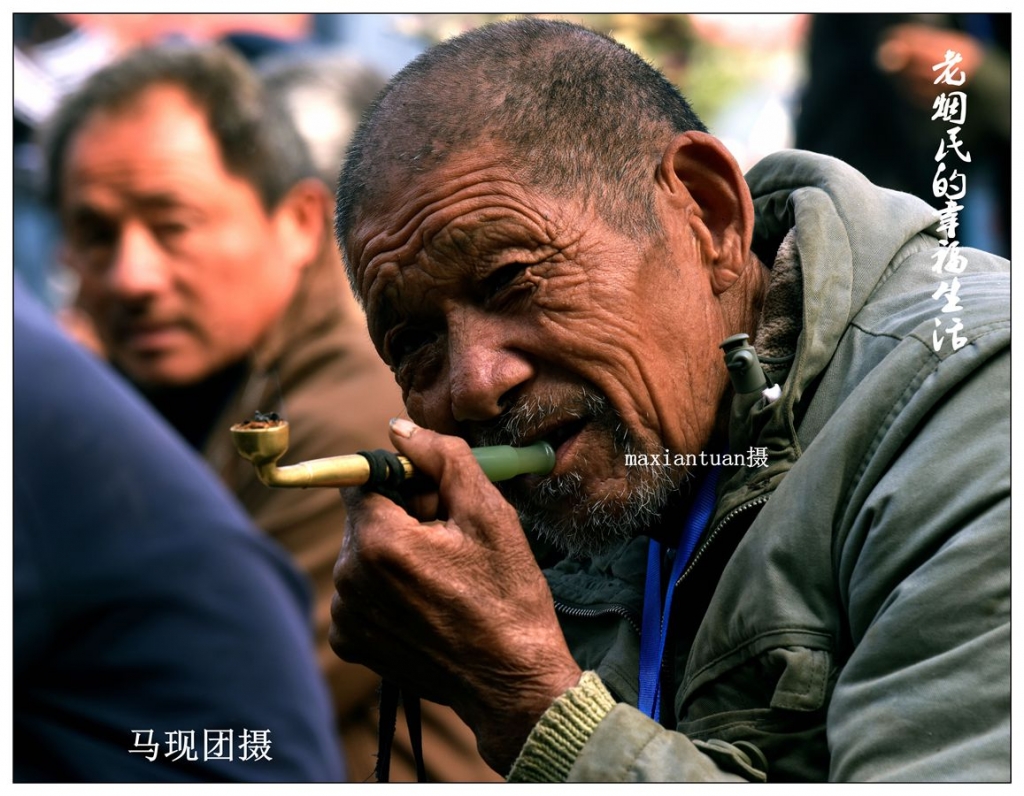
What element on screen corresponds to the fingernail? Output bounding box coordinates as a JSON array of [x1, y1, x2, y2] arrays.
[[390, 417, 418, 438]]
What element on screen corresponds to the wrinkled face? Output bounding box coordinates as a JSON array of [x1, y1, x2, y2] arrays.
[[349, 144, 731, 556], [60, 84, 304, 387]]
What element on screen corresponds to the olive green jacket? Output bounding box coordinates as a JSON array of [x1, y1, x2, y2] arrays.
[[509, 150, 1010, 782]]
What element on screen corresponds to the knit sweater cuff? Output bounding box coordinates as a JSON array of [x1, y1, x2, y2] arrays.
[[506, 671, 617, 782]]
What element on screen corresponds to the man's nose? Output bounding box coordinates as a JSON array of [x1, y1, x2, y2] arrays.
[[447, 311, 533, 423], [106, 224, 170, 299]]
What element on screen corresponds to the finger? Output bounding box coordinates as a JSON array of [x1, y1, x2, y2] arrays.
[[338, 484, 411, 530], [401, 486, 443, 521], [336, 486, 449, 580], [388, 417, 522, 542], [388, 417, 480, 484]]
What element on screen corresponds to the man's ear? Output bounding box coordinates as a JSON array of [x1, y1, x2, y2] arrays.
[[271, 177, 330, 273], [658, 131, 754, 294]]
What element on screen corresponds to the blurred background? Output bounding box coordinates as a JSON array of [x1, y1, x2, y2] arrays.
[[13, 12, 1011, 313]]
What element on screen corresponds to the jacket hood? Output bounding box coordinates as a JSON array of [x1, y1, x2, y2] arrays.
[[711, 150, 944, 527], [747, 149, 942, 392]]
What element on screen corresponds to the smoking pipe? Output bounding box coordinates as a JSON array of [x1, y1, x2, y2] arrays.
[[230, 415, 556, 489]]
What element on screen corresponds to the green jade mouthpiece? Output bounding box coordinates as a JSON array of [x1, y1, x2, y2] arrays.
[[472, 441, 556, 481]]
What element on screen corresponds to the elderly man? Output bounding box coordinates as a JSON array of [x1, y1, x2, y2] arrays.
[[329, 19, 1010, 782], [43, 44, 496, 783]]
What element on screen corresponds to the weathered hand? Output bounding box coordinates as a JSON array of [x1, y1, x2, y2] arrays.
[[329, 418, 582, 773]]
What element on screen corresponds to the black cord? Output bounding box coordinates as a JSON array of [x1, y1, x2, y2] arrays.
[[375, 680, 399, 783], [357, 449, 428, 783]]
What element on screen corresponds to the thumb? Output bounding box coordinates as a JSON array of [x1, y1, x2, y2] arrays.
[[388, 417, 491, 493], [388, 417, 525, 545]]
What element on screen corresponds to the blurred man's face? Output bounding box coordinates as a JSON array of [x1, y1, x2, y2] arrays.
[[60, 83, 304, 386], [348, 141, 732, 556]]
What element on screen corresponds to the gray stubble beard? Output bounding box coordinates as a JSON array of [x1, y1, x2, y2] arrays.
[[475, 387, 683, 559]]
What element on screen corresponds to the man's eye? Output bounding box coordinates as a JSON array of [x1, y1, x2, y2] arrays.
[[386, 326, 438, 367], [152, 221, 190, 243], [70, 222, 117, 252], [482, 262, 529, 297]]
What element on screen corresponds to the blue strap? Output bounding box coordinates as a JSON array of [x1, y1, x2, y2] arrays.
[[637, 464, 721, 722]]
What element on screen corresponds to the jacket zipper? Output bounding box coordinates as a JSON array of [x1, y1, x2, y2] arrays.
[[552, 600, 642, 637], [673, 492, 772, 591], [551, 494, 771, 636], [551, 493, 772, 722]]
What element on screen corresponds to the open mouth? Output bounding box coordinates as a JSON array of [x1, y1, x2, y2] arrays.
[[544, 418, 588, 453]]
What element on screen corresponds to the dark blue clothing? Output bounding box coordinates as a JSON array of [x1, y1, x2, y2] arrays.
[[13, 282, 346, 782]]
